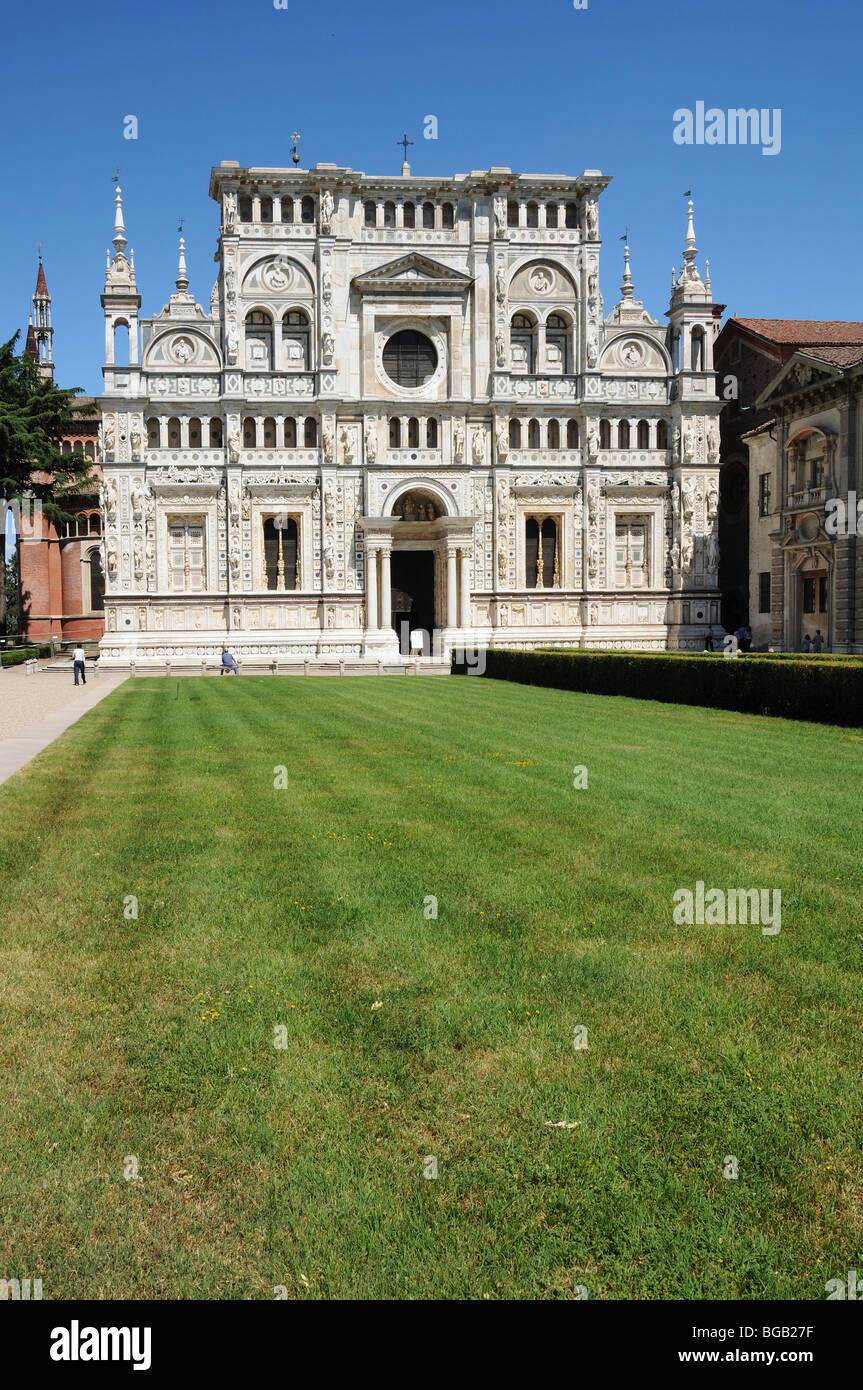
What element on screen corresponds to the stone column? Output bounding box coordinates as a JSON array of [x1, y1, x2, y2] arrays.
[[380, 546, 392, 630], [272, 195, 282, 223], [458, 548, 470, 629], [446, 547, 458, 628], [366, 544, 378, 629]]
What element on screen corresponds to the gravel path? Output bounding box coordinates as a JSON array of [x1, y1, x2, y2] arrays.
[[0, 663, 126, 745]]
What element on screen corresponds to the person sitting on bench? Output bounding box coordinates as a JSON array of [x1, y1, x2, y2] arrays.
[[220, 647, 239, 675]]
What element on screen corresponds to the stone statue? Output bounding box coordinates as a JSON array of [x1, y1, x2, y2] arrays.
[[319, 189, 334, 233], [706, 529, 719, 572], [453, 422, 464, 463], [227, 430, 241, 463], [495, 332, 508, 369], [585, 198, 598, 239], [586, 322, 599, 368], [104, 478, 118, 521], [322, 332, 335, 366], [226, 326, 239, 365], [322, 425, 335, 462], [588, 269, 598, 301], [495, 421, 509, 460], [496, 267, 506, 306], [493, 196, 506, 238], [223, 190, 237, 232], [340, 426, 354, 463], [364, 423, 377, 462], [103, 418, 116, 456], [130, 481, 145, 521], [471, 429, 485, 464]]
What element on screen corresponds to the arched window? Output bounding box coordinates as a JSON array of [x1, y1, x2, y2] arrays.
[[260, 195, 273, 222], [509, 418, 522, 449], [245, 310, 273, 370], [243, 417, 257, 447], [567, 419, 579, 449], [403, 201, 415, 229], [618, 420, 631, 449], [546, 202, 558, 228], [86, 547, 105, 612], [408, 417, 420, 448], [90, 513, 101, 535], [546, 313, 570, 373], [599, 419, 611, 449], [528, 418, 540, 449], [113, 320, 130, 366], [239, 195, 253, 222], [507, 200, 519, 228], [442, 202, 454, 229], [384, 201, 396, 228], [422, 201, 435, 229], [637, 420, 650, 449], [282, 310, 310, 370], [426, 418, 438, 448], [188, 418, 202, 448], [303, 418, 318, 447], [389, 417, 402, 448], [564, 201, 578, 229], [284, 417, 297, 447], [263, 417, 277, 448], [281, 198, 294, 224], [548, 419, 560, 449], [526, 201, 539, 228], [301, 196, 315, 224], [147, 418, 160, 449], [167, 417, 181, 448], [263, 516, 298, 591], [510, 313, 537, 374], [364, 200, 377, 227], [85, 441, 95, 460], [656, 419, 668, 450], [209, 418, 223, 447], [525, 517, 558, 589], [691, 325, 705, 371]]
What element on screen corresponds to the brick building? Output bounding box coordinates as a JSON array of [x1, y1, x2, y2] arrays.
[[715, 318, 863, 636], [17, 258, 104, 642]]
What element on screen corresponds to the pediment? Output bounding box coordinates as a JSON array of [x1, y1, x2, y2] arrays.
[[353, 253, 473, 295], [756, 351, 841, 407]]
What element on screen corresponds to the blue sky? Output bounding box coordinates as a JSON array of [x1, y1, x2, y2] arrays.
[[1, 0, 861, 403]]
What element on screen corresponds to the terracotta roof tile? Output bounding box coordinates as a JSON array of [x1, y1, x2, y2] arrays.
[[35, 260, 49, 297], [800, 344, 863, 367], [734, 318, 863, 345]]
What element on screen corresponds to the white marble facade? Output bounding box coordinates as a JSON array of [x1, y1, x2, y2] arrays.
[[97, 162, 721, 668]]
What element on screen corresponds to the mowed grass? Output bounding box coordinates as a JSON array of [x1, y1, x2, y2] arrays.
[[0, 675, 861, 1301]]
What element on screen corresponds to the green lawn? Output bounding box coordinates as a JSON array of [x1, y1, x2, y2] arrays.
[[1, 676, 861, 1300]]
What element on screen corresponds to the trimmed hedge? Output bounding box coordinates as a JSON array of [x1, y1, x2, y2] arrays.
[[458, 648, 863, 726], [0, 645, 52, 669]]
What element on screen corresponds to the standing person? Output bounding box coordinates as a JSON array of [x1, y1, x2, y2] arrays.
[[220, 646, 239, 675], [813, 629, 824, 654], [802, 633, 812, 654], [73, 644, 86, 686]]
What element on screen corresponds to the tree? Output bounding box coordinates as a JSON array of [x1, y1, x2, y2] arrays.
[[4, 553, 18, 634], [0, 333, 93, 631]]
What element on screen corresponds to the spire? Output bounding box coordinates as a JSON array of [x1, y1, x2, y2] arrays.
[[705, 258, 712, 294], [620, 243, 634, 302], [113, 185, 127, 255], [176, 235, 189, 293], [682, 197, 697, 274], [35, 253, 49, 299]]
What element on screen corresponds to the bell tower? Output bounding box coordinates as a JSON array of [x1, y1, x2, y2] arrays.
[[667, 200, 717, 398], [101, 185, 141, 380], [26, 253, 54, 380]]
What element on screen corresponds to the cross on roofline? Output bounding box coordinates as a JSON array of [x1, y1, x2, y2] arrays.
[[398, 132, 414, 161]]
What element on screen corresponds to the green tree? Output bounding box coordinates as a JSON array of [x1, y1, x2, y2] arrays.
[[5, 553, 18, 633], [0, 332, 93, 631]]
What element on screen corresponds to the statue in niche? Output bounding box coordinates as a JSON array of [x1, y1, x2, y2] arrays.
[[453, 421, 465, 462], [320, 189, 334, 233], [223, 191, 237, 232], [585, 198, 598, 239], [472, 430, 485, 464], [496, 267, 507, 306], [364, 423, 377, 462], [706, 529, 719, 572], [322, 425, 335, 462], [495, 332, 507, 368], [130, 480, 145, 520], [227, 430, 241, 463], [493, 196, 507, 238], [495, 420, 509, 460], [322, 332, 335, 366], [226, 326, 239, 365]]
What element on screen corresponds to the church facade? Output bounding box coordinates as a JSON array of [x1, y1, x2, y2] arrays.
[[96, 159, 722, 670]]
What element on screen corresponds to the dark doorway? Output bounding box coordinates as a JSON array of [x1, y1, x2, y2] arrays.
[[391, 550, 435, 654]]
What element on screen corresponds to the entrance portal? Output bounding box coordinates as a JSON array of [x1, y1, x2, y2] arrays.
[[390, 550, 435, 655]]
